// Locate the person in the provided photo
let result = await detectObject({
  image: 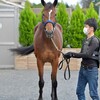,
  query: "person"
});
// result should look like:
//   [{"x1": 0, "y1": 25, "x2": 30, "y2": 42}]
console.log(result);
[{"x1": 64, "y1": 18, "x2": 100, "y2": 100}]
